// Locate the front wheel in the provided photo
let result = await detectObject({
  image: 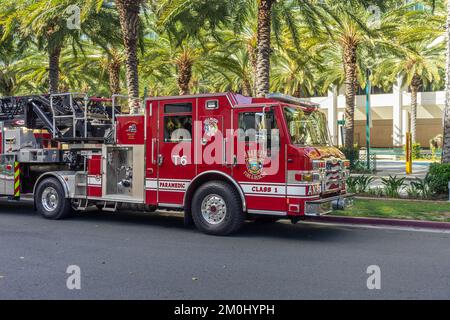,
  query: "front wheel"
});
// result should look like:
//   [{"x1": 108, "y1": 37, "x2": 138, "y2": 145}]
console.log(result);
[
  {"x1": 35, "y1": 178, "x2": 72, "y2": 220},
  {"x1": 191, "y1": 181, "x2": 244, "y2": 236}
]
